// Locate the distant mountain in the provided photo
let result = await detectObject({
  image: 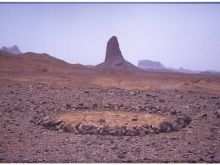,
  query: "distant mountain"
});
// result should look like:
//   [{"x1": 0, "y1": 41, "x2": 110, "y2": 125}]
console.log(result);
[
  {"x1": 0, "y1": 45, "x2": 22, "y2": 54},
  {"x1": 137, "y1": 59, "x2": 220, "y2": 74},
  {"x1": 137, "y1": 60, "x2": 199, "y2": 74},
  {"x1": 199, "y1": 70, "x2": 220, "y2": 76},
  {"x1": 138, "y1": 60, "x2": 166, "y2": 70}
]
